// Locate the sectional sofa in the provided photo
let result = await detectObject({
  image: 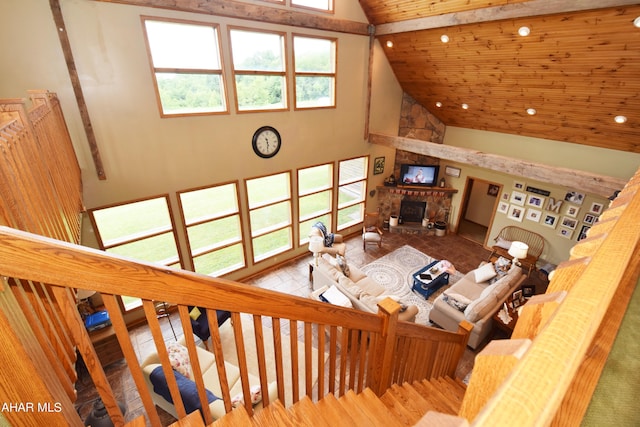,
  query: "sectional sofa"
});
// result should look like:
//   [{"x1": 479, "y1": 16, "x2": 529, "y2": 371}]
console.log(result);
[{"x1": 429, "y1": 260, "x2": 526, "y2": 349}]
